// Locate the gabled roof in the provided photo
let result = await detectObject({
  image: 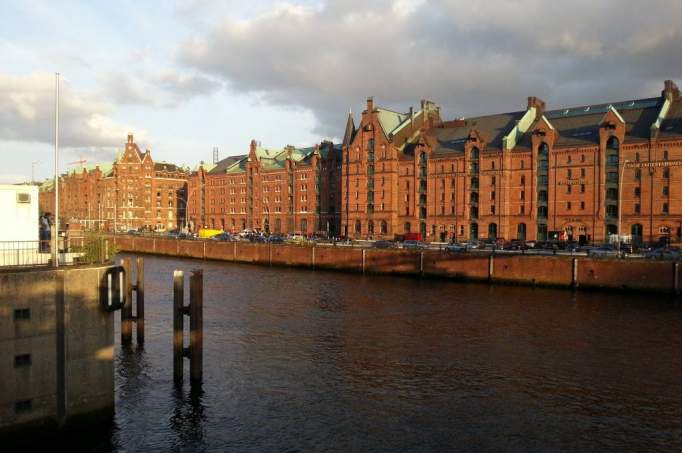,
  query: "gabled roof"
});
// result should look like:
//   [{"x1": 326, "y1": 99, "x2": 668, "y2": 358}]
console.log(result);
[
  {"x1": 376, "y1": 108, "x2": 410, "y2": 137},
  {"x1": 207, "y1": 155, "x2": 245, "y2": 175}
]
